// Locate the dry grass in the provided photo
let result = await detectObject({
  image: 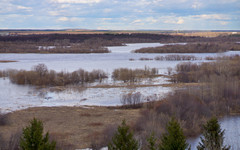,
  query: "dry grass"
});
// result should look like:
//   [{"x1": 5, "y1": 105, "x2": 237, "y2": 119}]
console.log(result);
[
  {"x1": 8, "y1": 30, "x2": 239, "y2": 37},
  {"x1": 0, "y1": 106, "x2": 140, "y2": 149},
  {"x1": 161, "y1": 82, "x2": 203, "y2": 88},
  {"x1": 0, "y1": 60, "x2": 17, "y2": 63},
  {"x1": 169, "y1": 32, "x2": 240, "y2": 37}
]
